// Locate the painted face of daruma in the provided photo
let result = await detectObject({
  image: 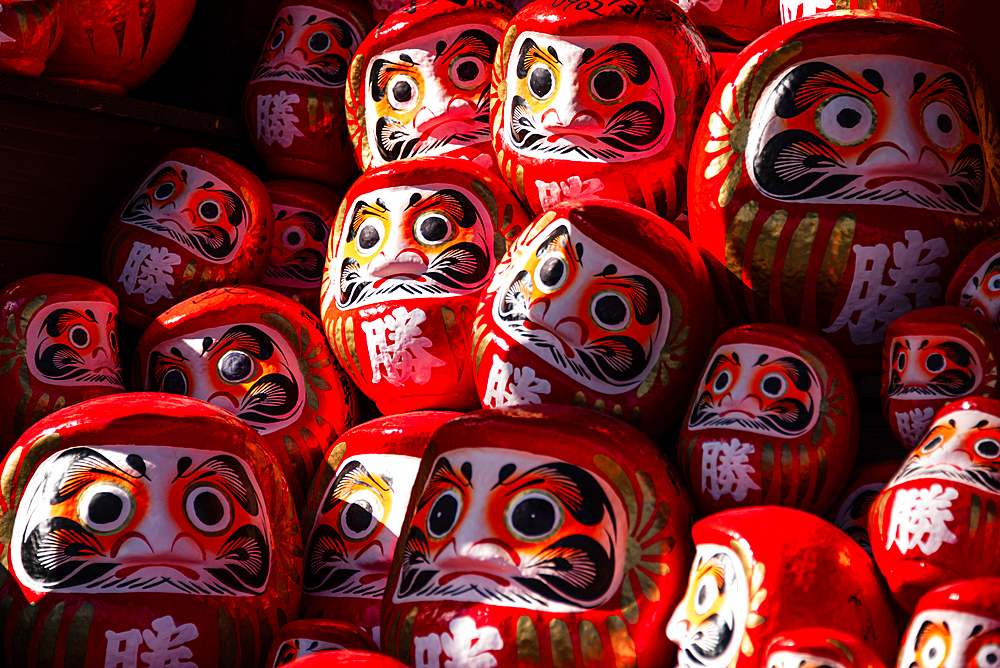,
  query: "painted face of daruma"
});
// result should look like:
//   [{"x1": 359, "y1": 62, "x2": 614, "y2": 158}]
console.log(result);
[
  {"x1": 304, "y1": 453, "x2": 421, "y2": 600},
  {"x1": 265, "y1": 204, "x2": 332, "y2": 292},
  {"x1": 11, "y1": 445, "x2": 272, "y2": 597},
  {"x1": 767, "y1": 650, "x2": 847, "y2": 668},
  {"x1": 250, "y1": 4, "x2": 362, "y2": 88},
  {"x1": 146, "y1": 323, "x2": 306, "y2": 435},
  {"x1": 503, "y1": 31, "x2": 676, "y2": 163},
  {"x1": 364, "y1": 26, "x2": 500, "y2": 165},
  {"x1": 667, "y1": 543, "x2": 750, "y2": 668},
  {"x1": 335, "y1": 184, "x2": 495, "y2": 309},
  {"x1": 492, "y1": 218, "x2": 668, "y2": 395},
  {"x1": 26, "y1": 300, "x2": 124, "y2": 390},
  {"x1": 119, "y1": 161, "x2": 249, "y2": 264},
  {"x1": 898, "y1": 609, "x2": 1000, "y2": 668},
  {"x1": 958, "y1": 251, "x2": 1000, "y2": 328},
  {"x1": 746, "y1": 54, "x2": 987, "y2": 214},
  {"x1": 391, "y1": 447, "x2": 627, "y2": 612},
  {"x1": 274, "y1": 639, "x2": 345, "y2": 666},
  {"x1": 886, "y1": 335, "x2": 984, "y2": 400},
  {"x1": 687, "y1": 343, "x2": 822, "y2": 438}
]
